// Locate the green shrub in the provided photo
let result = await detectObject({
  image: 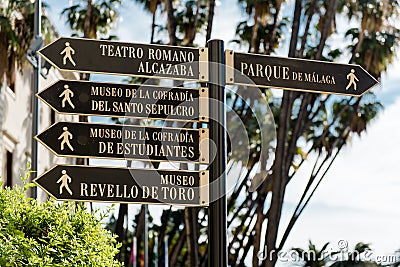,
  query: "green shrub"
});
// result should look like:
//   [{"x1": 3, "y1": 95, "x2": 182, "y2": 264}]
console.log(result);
[{"x1": 0, "y1": 169, "x2": 122, "y2": 267}]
